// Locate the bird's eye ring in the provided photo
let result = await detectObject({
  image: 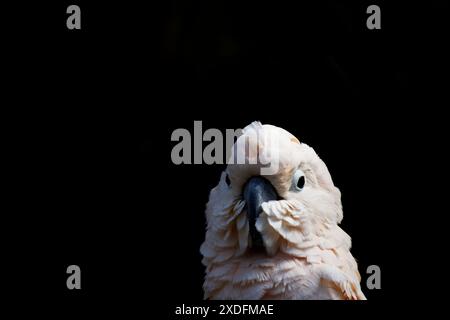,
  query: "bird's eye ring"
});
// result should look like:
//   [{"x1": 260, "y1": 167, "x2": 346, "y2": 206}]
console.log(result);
[{"x1": 292, "y1": 169, "x2": 305, "y2": 191}]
